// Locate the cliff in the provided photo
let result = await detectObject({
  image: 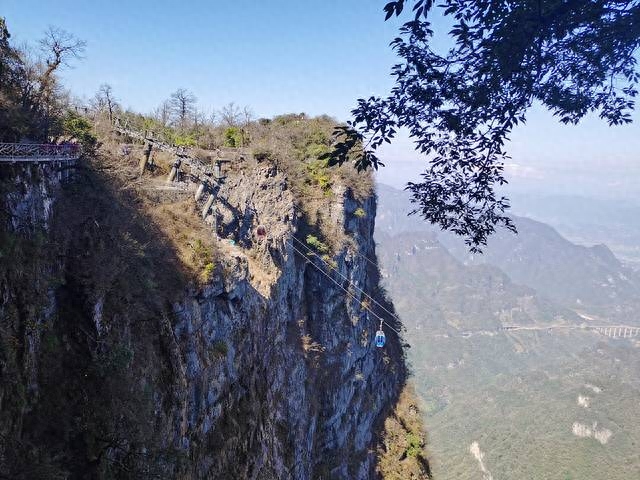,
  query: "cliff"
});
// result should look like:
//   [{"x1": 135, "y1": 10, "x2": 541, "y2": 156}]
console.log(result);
[{"x1": 0, "y1": 152, "x2": 428, "y2": 478}]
